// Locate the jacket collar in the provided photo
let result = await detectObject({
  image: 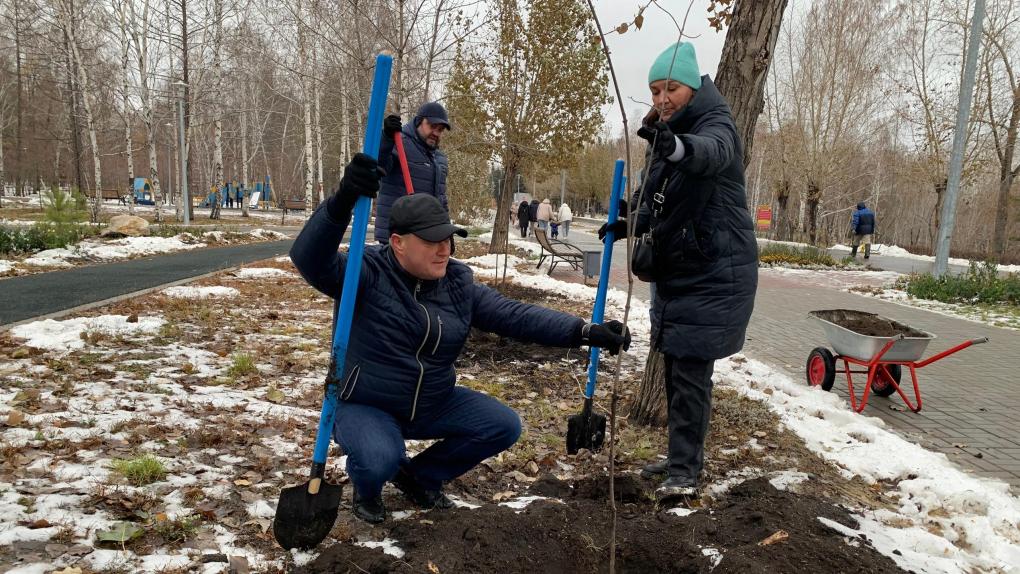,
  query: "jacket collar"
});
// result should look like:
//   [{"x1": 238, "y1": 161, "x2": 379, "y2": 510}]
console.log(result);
[{"x1": 665, "y1": 75, "x2": 729, "y2": 134}]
